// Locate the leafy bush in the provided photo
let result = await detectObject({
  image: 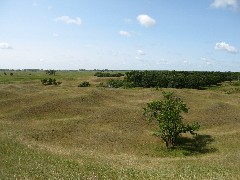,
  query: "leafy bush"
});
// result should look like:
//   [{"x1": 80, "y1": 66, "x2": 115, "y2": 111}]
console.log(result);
[
  {"x1": 41, "y1": 78, "x2": 61, "y2": 85},
  {"x1": 100, "y1": 79, "x2": 134, "y2": 88},
  {"x1": 78, "y1": 81, "x2": 90, "y2": 87},
  {"x1": 106, "y1": 79, "x2": 124, "y2": 88},
  {"x1": 231, "y1": 81, "x2": 240, "y2": 86},
  {"x1": 143, "y1": 91, "x2": 200, "y2": 149}
]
